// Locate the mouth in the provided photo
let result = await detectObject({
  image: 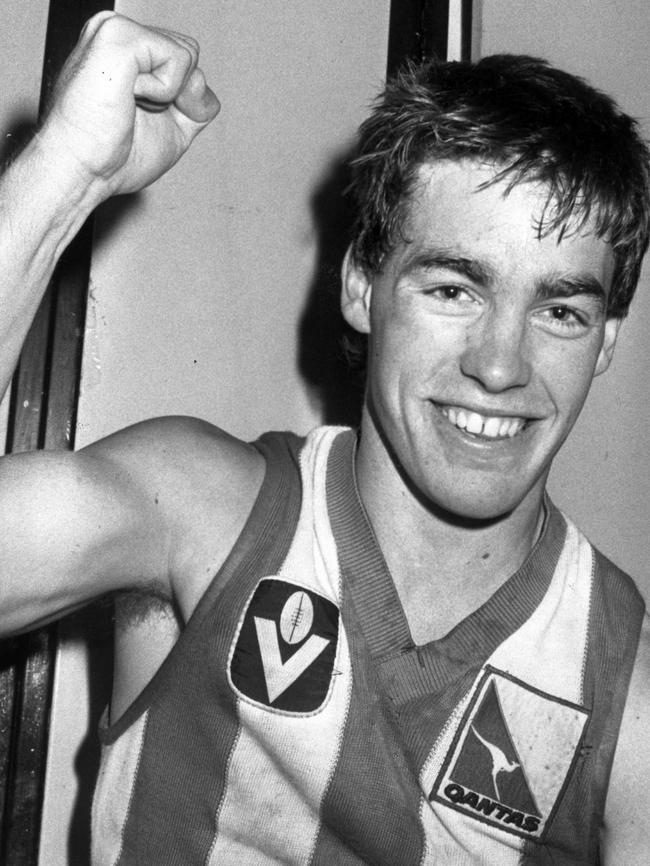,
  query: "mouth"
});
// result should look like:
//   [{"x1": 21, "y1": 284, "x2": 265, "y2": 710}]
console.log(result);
[{"x1": 436, "y1": 404, "x2": 528, "y2": 440}]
